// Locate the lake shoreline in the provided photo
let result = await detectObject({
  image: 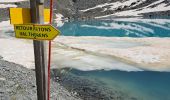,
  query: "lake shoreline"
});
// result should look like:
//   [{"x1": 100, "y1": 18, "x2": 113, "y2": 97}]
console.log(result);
[
  {"x1": 52, "y1": 68, "x2": 170, "y2": 100},
  {"x1": 0, "y1": 57, "x2": 140, "y2": 100},
  {"x1": 51, "y1": 68, "x2": 140, "y2": 100}
]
